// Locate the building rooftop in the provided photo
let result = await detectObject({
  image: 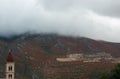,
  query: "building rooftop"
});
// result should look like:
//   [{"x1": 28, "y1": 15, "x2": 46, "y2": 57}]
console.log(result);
[{"x1": 6, "y1": 51, "x2": 14, "y2": 62}]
